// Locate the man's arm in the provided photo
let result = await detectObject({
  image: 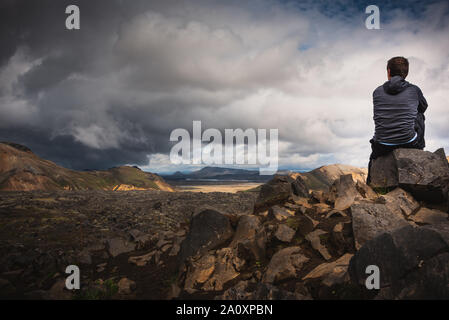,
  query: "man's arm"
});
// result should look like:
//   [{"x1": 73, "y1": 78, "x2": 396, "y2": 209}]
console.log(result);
[{"x1": 414, "y1": 85, "x2": 428, "y2": 113}]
